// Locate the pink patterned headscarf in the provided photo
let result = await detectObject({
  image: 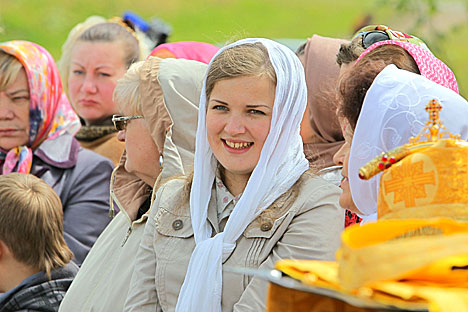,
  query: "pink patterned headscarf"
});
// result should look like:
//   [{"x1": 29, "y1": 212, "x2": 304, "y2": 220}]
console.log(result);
[
  {"x1": 356, "y1": 40, "x2": 459, "y2": 94},
  {"x1": 0, "y1": 41, "x2": 80, "y2": 174},
  {"x1": 149, "y1": 41, "x2": 219, "y2": 64}
]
